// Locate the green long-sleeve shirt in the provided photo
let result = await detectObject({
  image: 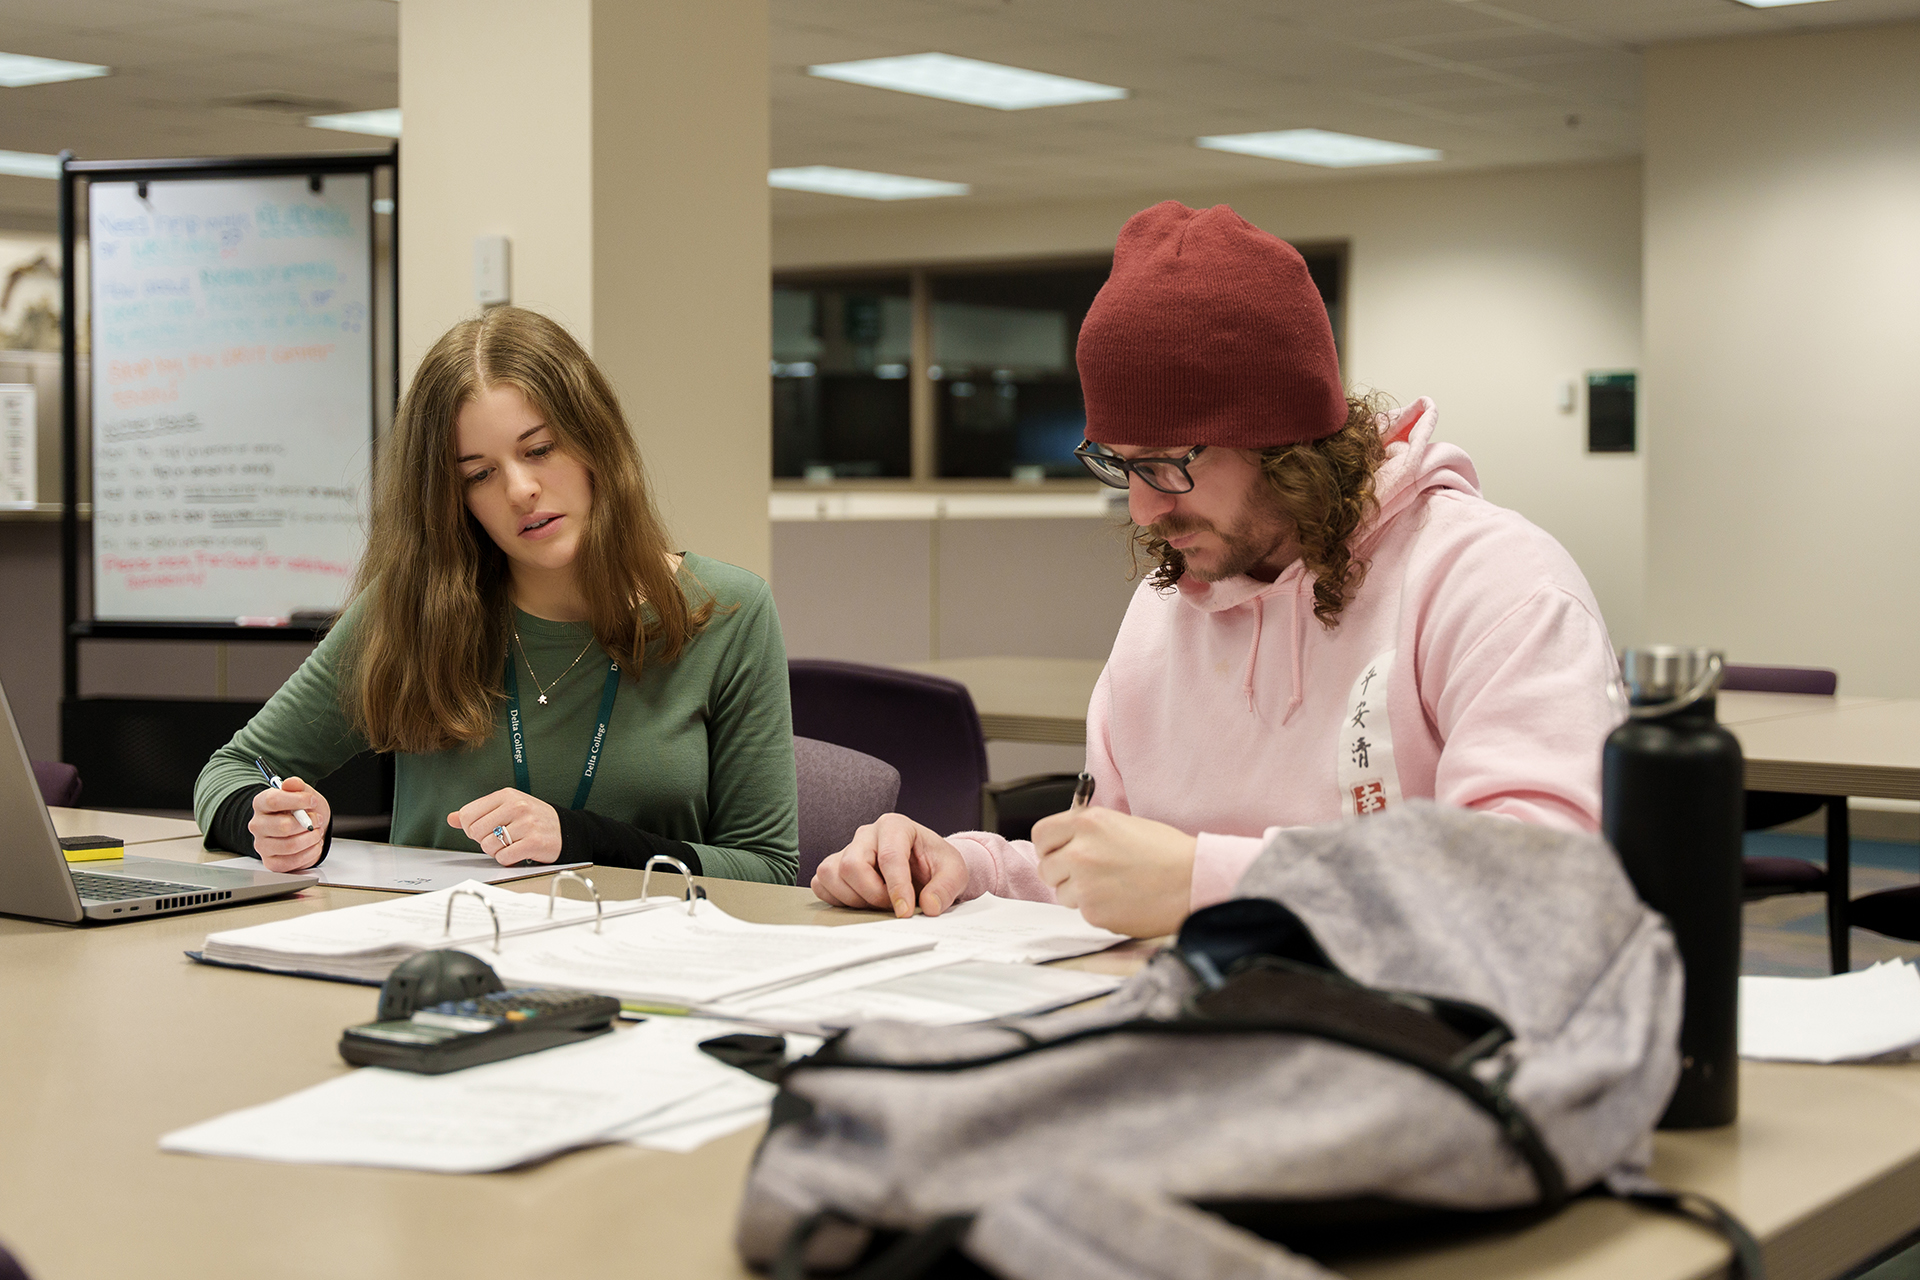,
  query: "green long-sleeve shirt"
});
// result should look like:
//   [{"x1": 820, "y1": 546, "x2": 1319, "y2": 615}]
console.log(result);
[{"x1": 193, "y1": 554, "x2": 799, "y2": 884}]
